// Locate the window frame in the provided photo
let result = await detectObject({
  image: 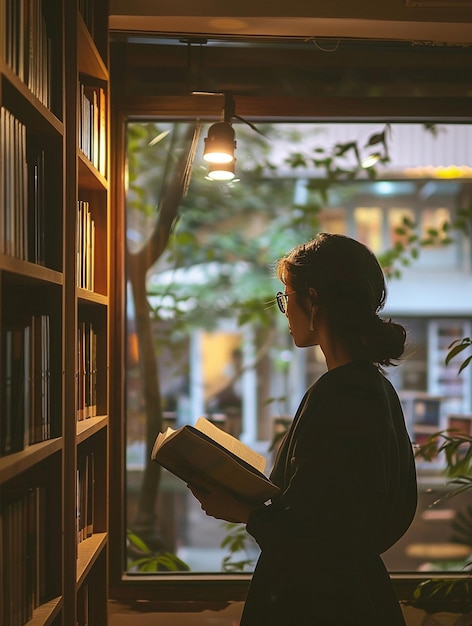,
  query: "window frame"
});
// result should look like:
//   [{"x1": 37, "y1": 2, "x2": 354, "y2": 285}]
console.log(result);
[{"x1": 108, "y1": 47, "x2": 472, "y2": 606}]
